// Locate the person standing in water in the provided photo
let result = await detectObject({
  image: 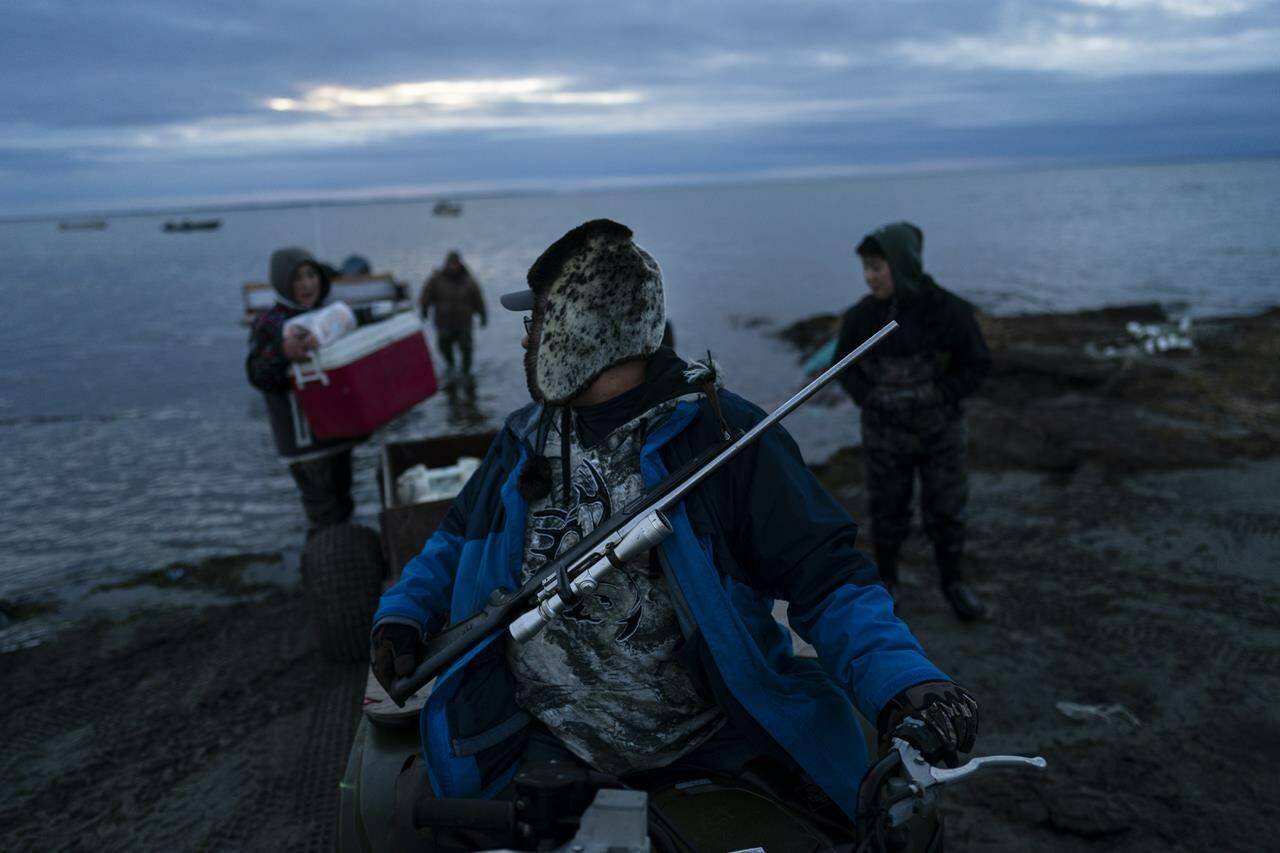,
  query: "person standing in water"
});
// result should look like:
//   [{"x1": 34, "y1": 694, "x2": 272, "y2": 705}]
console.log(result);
[
  {"x1": 418, "y1": 250, "x2": 487, "y2": 381},
  {"x1": 246, "y1": 247, "x2": 376, "y2": 532},
  {"x1": 834, "y1": 222, "x2": 991, "y2": 621}
]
